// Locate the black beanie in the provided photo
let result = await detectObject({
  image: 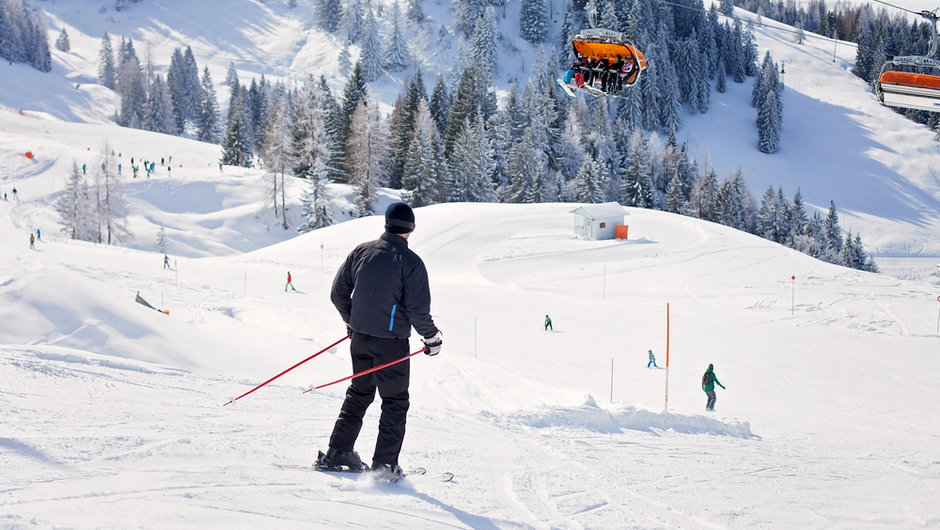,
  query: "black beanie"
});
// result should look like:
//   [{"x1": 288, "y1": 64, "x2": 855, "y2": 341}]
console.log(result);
[{"x1": 385, "y1": 202, "x2": 415, "y2": 234}]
